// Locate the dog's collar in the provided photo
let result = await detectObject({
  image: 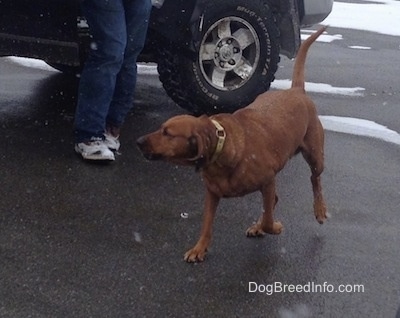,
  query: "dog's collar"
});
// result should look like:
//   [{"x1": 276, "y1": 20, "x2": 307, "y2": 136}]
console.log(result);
[{"x1": 210, "y1": 119, "x2": 226, "y2": 163}]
